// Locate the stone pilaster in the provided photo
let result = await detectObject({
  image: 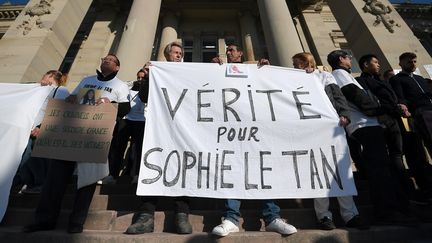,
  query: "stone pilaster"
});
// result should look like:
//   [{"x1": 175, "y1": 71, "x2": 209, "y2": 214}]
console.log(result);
[
  {"x1": 66, "y1": 2, "x2": 128, "y2": 90},
  {"x1": 299, "y1": 3, "x2": 346, "y2": 68},
  {"x1": 116, "y1": 0, "x2": 161, "y2": 81},
  {"x1": 0, "y1": 0, "x2": 92, "y2": 83},
  {"x1": 257, "y1": 0, "x2": 303, "y2": 67}
]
